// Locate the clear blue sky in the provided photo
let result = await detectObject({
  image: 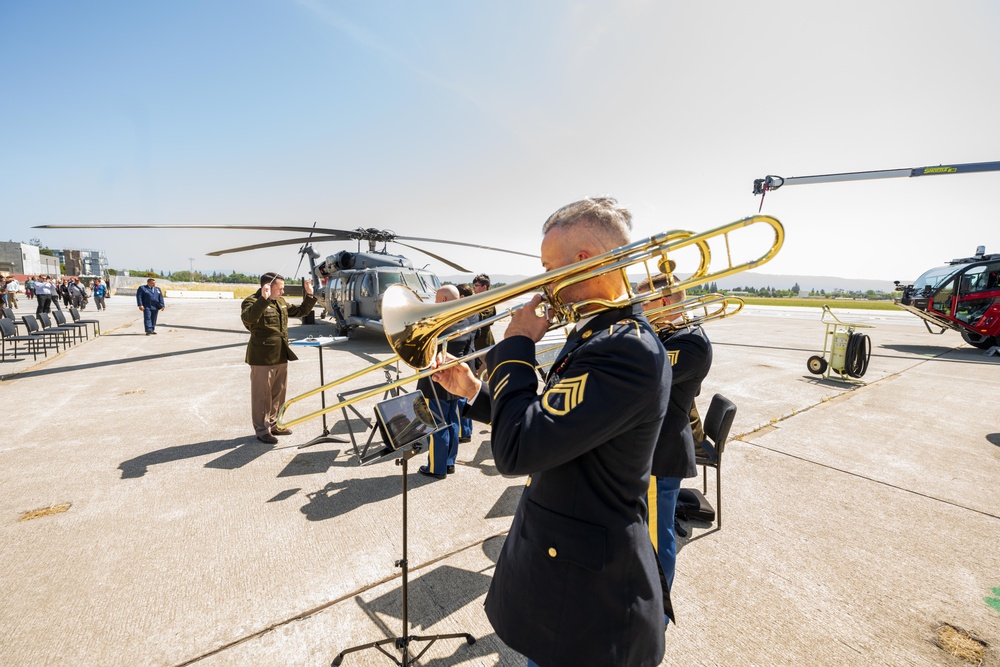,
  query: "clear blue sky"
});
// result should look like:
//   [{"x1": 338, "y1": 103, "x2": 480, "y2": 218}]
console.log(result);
[{"x1": 2, "y1": 1, "x2": 998, "y2": 282}]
